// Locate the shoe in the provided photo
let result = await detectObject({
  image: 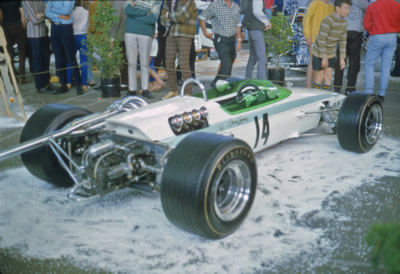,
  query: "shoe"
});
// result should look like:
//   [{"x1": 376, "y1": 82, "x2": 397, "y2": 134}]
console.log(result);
[
  {"x1": 344, "y1": 90, "x2": 352, "y2": 96},
  {"x1": 52, "y1": 85, "x2": 69, "y2": 95},
  {"x1": 127, "y1": 90, "x2": 137, "y2": 96},
  {"x1": 48, "y1": 83, "x2": 58, "y2": 91},
  {"x1": 67, "y1": 83, "x2": 72, "y2": 90},
  {"x1": 162, "y1": 91, "x2": 177, "y2": 100},
  {"x1": 37, "y1": 87, "x2": 53, "y2": 94},
  {"x1": 141, "y1": 90, "x2": 154, "y2": 99},
  {"x1": 87, "y1": 81, "x2": 96, "y2": 86},
  {"x1": 377, "y1": 95, "x2": 384, "y2": 103},
  {"x1": 177, "y1": 79, "x2": 183, "y2": 86},
  {"x1": 76, "y1": 86, "x2": 84, "y2": 95}
]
